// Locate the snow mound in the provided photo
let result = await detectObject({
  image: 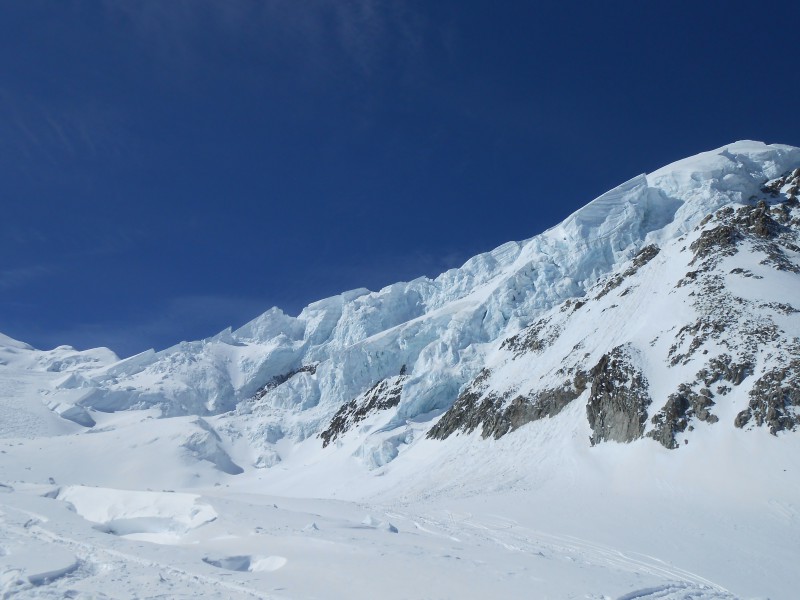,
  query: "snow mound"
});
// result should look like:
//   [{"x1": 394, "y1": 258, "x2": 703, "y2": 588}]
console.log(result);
[
  {"x1": 56, "y1": 486, "x2": 217, "y2": 545},
  {"x1": 1, "y1": 546, "x2": 80, "y2": 587},
  {"x1": 361, "y1": 515, "x2": 398, "y2": 533},
  {"x1": 181, "y1": 418, "x2": 243, "y2": 475}
]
